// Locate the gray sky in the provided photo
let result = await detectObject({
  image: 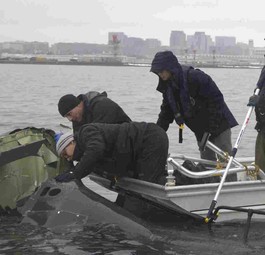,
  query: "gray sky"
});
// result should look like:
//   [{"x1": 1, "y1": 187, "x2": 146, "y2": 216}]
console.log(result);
[{"x1": 1, "y1": 0, "x2": 264, "y2": 47}]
